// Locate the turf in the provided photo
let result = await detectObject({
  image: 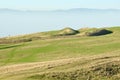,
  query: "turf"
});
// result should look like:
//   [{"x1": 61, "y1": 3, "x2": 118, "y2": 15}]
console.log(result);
[{"x1": 0, "y1": 27, "x2": 119, "y2": 80}]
